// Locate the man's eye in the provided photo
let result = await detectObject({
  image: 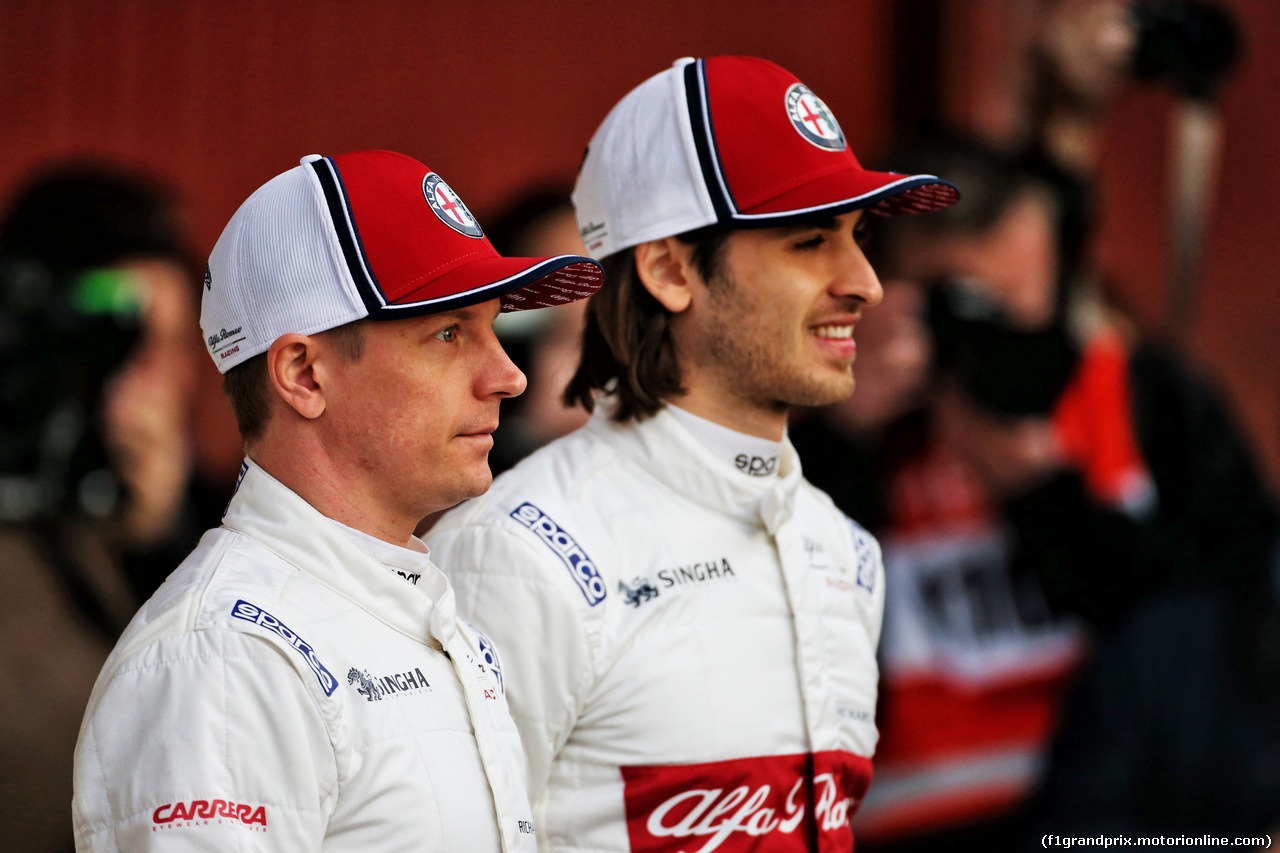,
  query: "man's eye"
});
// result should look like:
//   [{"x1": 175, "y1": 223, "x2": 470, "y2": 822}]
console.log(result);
[
  {"x1": 435, "y1": 327, "x2": 457, "y2": 343},
  {"x1": 853, "y1": 220, "x2": 872, "y2": 246},
  {"x1": 795, "y1": 235, "x2": 825, "y2": 250}
]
